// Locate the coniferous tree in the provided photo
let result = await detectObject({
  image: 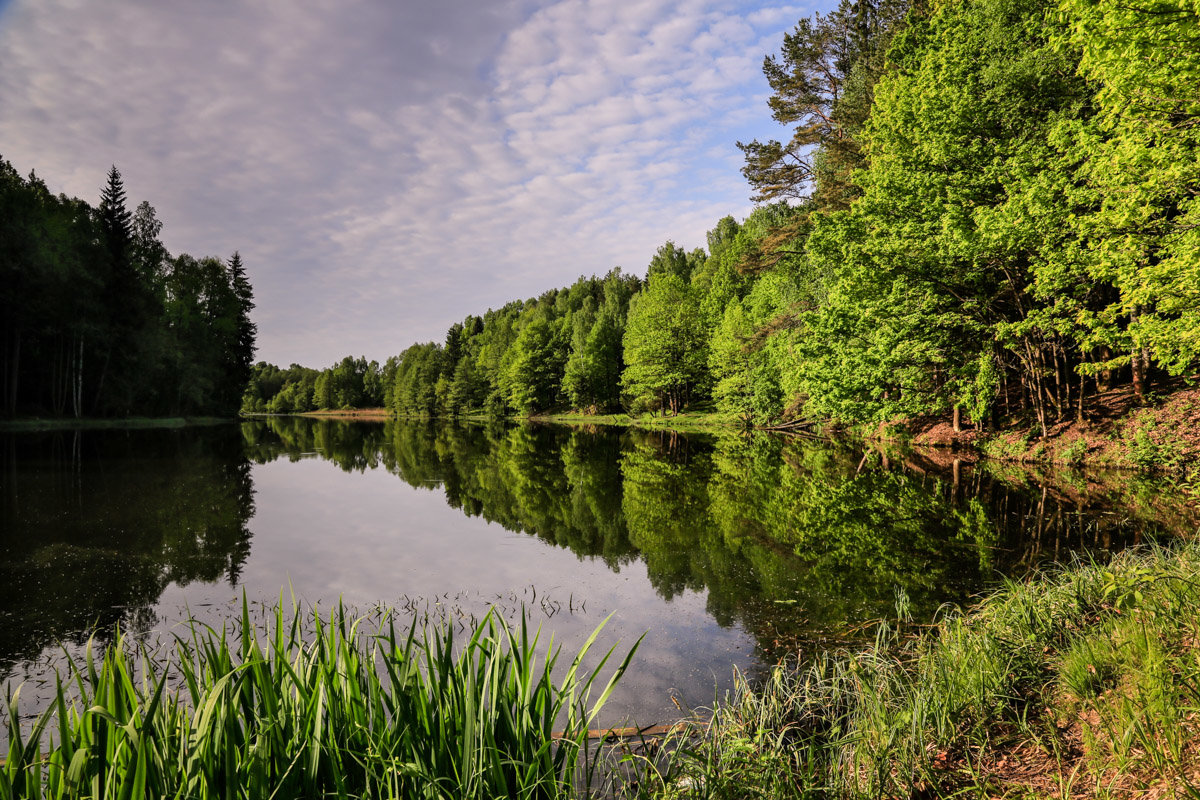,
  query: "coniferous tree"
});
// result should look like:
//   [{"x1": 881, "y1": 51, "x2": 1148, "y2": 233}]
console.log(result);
[
  {"x1": 95, "y1": 165, "x2": 156, "y2": 414},
  {"x1": 736, "y1": 0, "x2": 908, "y2": 207},
  {"x1": 227, "y1": 251, "x2": 258, "y2": 406},
  {"x1": 1, "y1": 158, "x2": 256, "y2": 418},
  {"x1": 98, "y1": 166, "x2": 132, "y2": 267}
]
